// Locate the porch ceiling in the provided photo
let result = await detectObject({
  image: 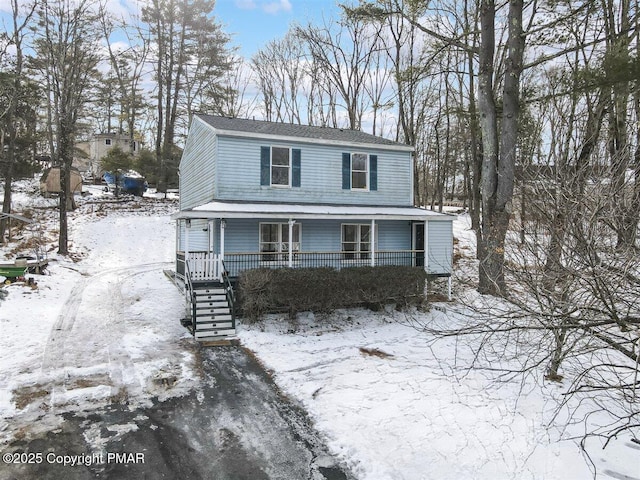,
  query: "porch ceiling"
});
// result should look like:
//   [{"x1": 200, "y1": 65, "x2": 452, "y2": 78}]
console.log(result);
[{"x1": 172, "y1": 201, "x2": 454, "y2": 221}]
